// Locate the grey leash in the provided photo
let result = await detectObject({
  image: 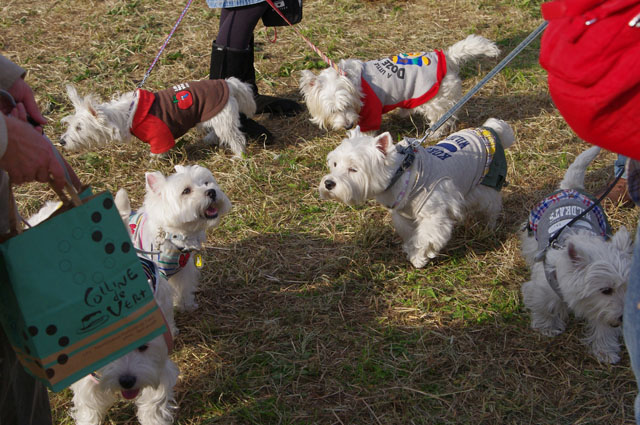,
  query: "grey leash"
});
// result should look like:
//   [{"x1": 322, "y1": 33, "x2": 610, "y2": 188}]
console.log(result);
[{"x1": 424, "y1": 21, "x2": 549, "y2": 139}]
